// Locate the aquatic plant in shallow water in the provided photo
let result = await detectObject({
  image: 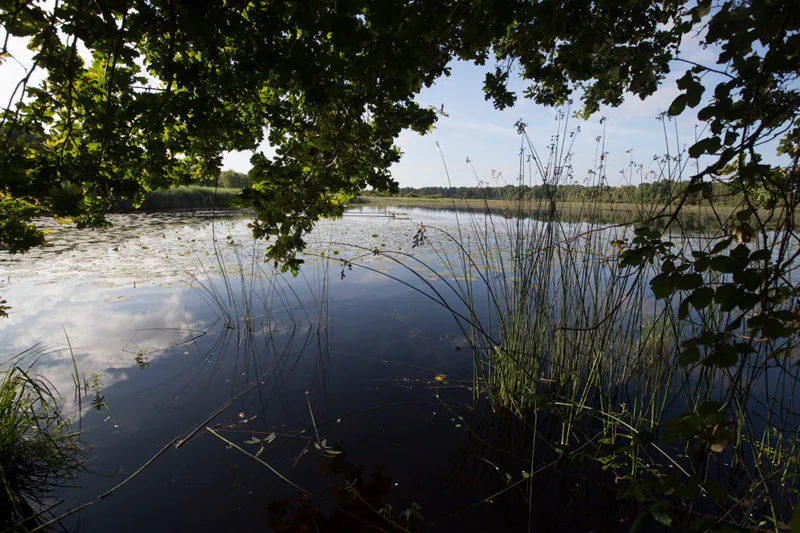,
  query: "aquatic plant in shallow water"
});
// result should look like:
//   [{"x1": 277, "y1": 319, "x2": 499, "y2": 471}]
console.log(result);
[{"x1": 0, "y1": 354, "x2": 86, "y2": 531}]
